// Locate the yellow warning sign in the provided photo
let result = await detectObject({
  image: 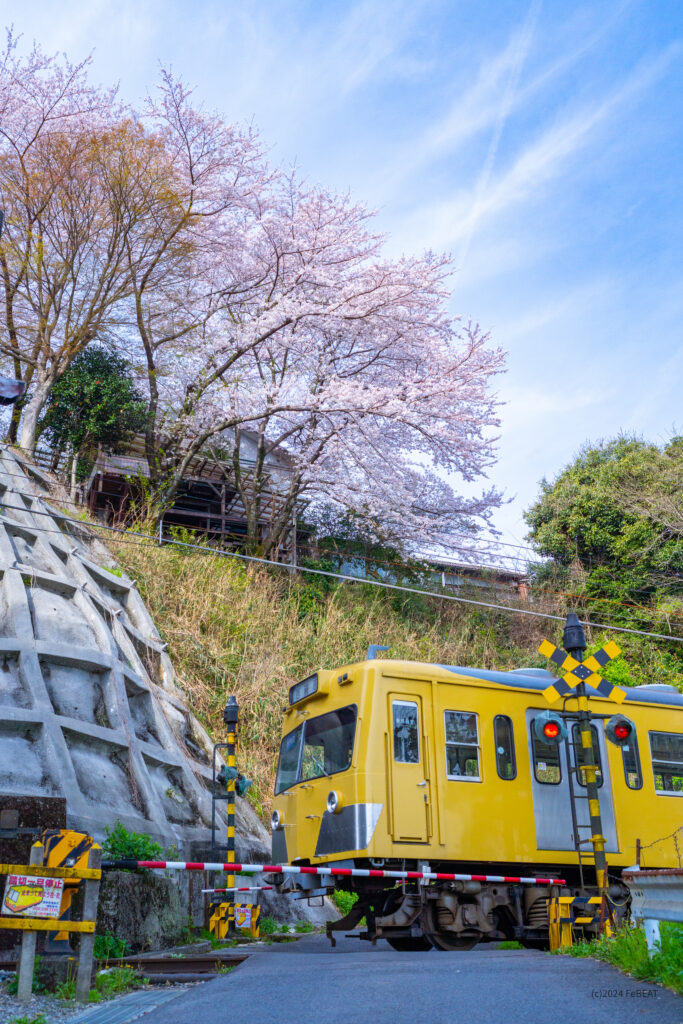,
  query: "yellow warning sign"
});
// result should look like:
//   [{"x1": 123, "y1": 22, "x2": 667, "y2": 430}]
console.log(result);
[{"x1": 2, "y1": 873, "x2": 65, "y2": 918}]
